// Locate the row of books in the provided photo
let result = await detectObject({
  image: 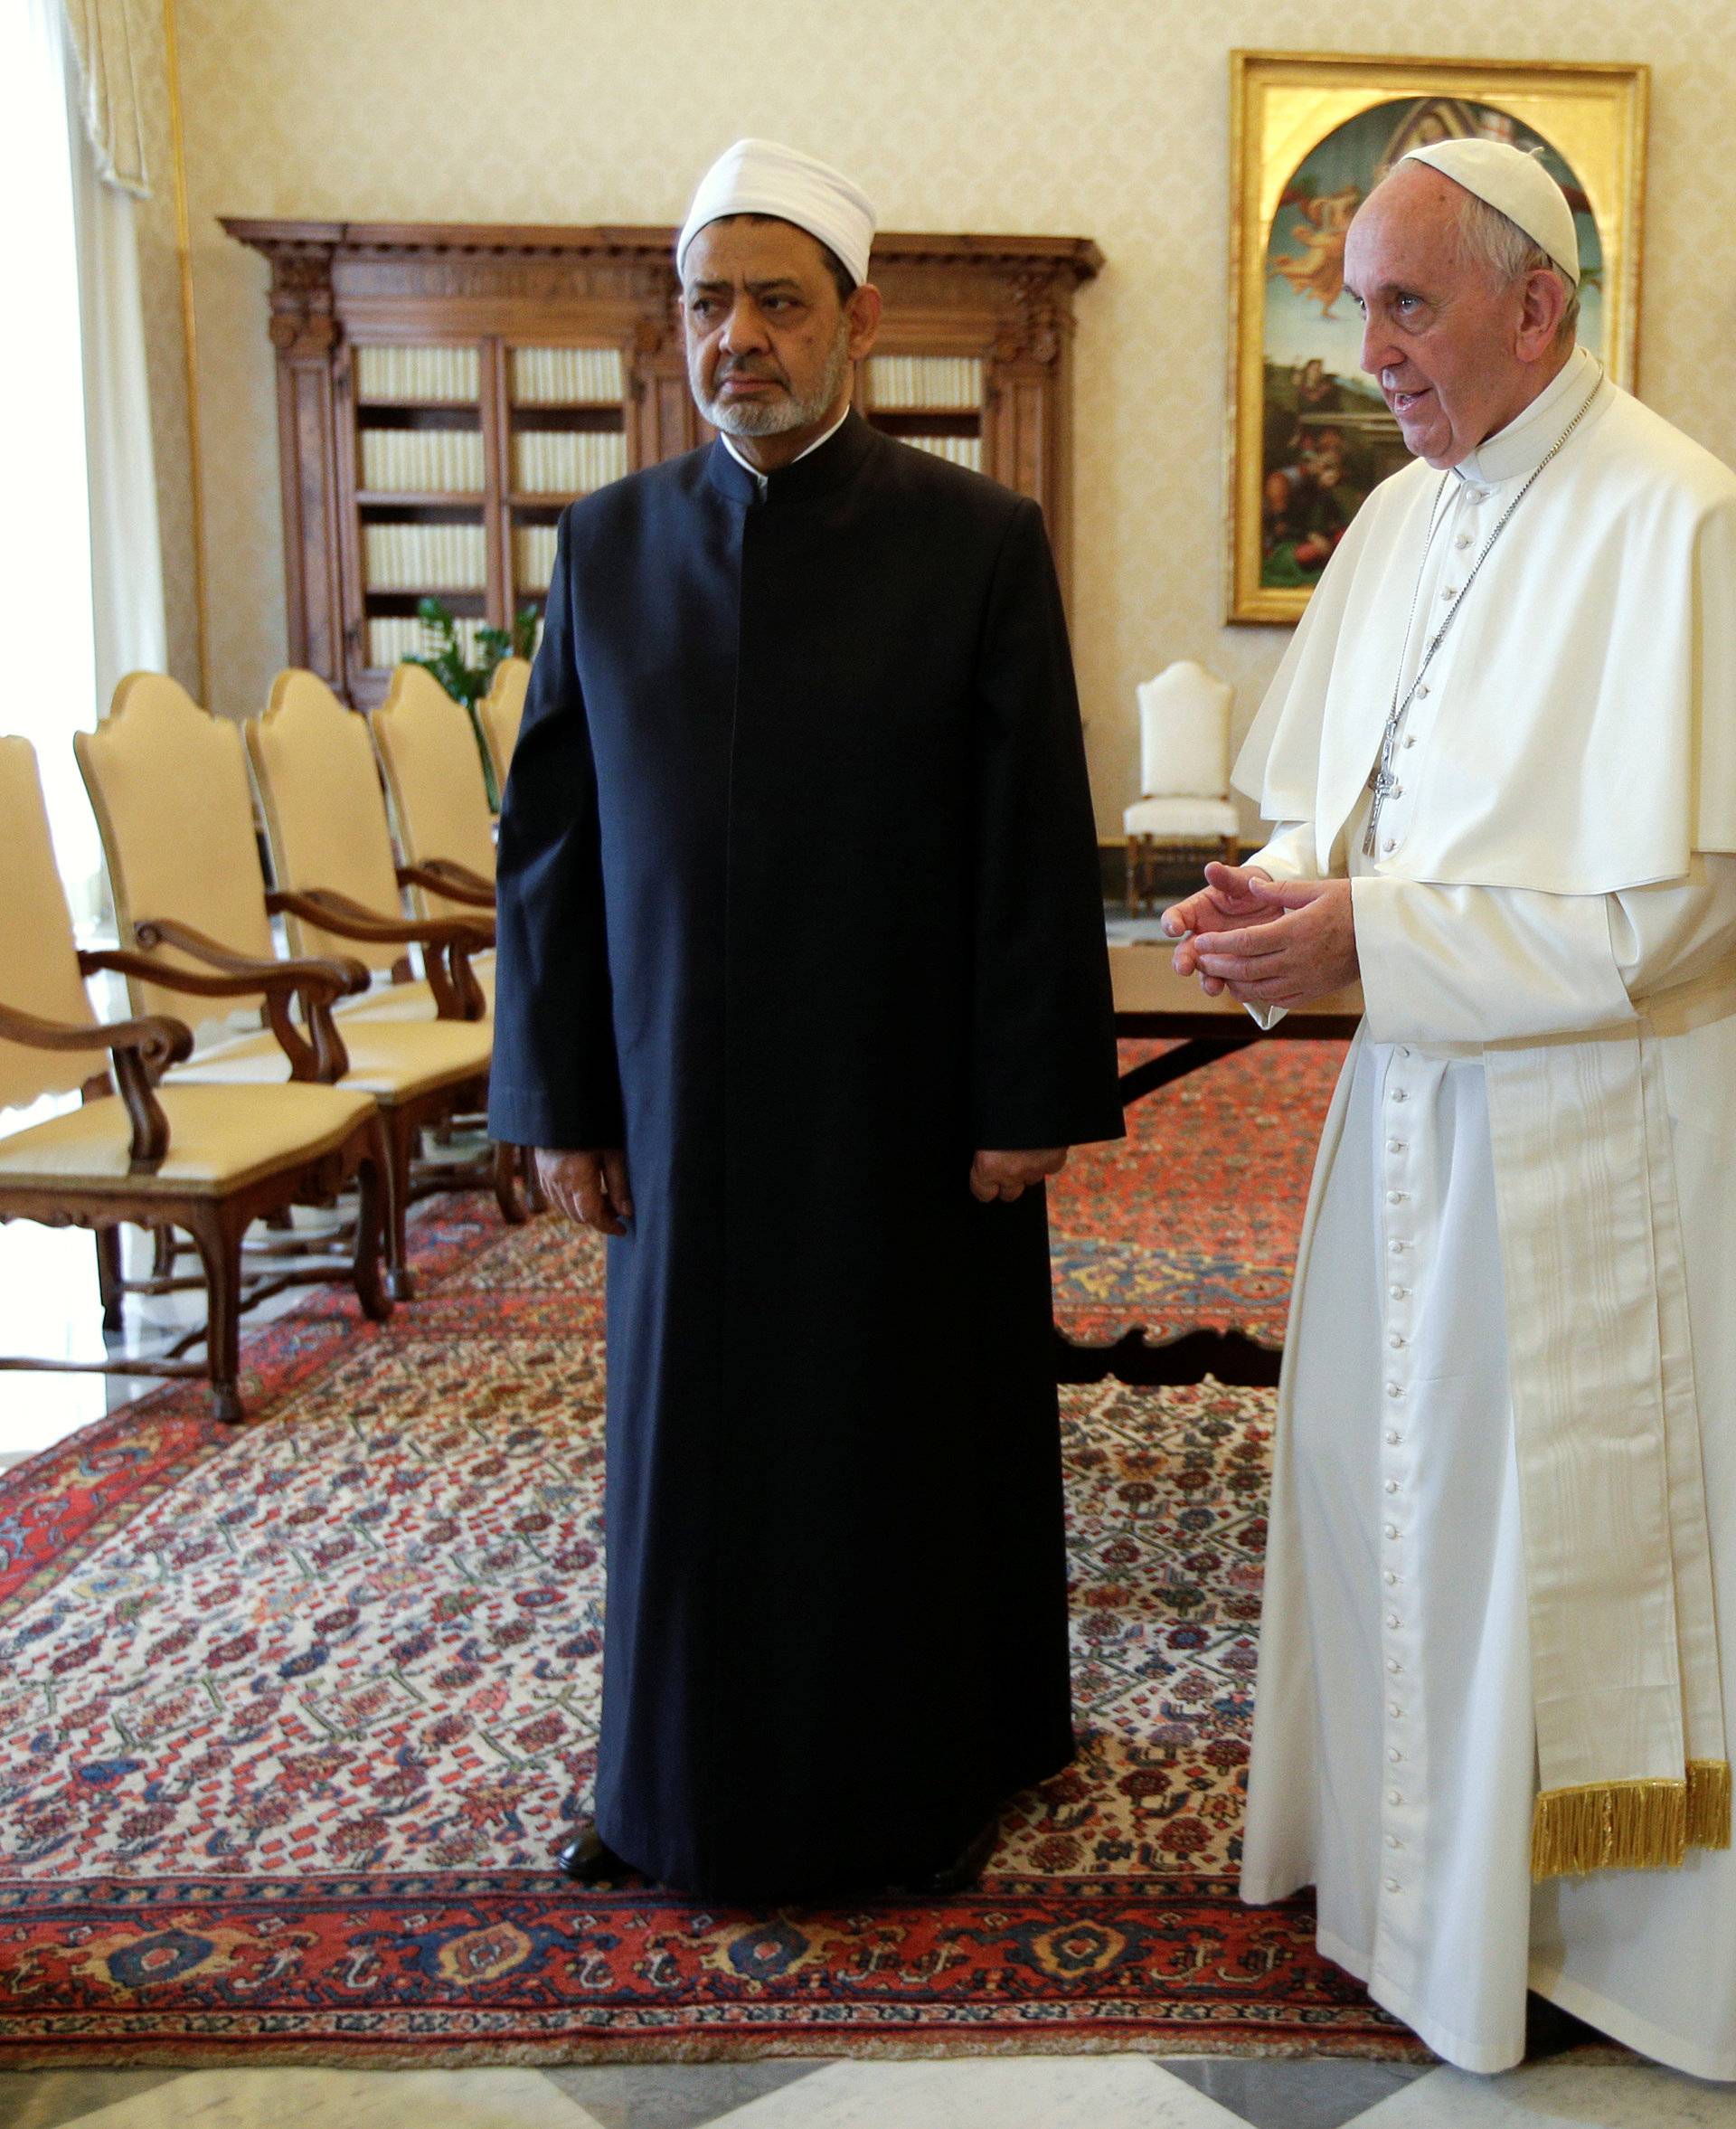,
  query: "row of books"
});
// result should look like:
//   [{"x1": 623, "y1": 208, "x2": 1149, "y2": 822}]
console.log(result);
[
  {"x1": 355, "y1": 345, "x2": 479, "y2": 402},
  {"x1": 514, "y1": 430, "x2": 628, "y2": 495},
  {"x1": 361, "y1": 427, "x2": 486, "y2": 494},
  {"x1": 905, "y1": 434, "x2": 984, "y2": 470},
  {"x1": 364, "y1": 522, "x2": 487, "y2": 591},
  {"x1": 511, "y1": 346, "x2": 625, "y2": 404},
  {"x1": 367, "y1": 615, "x2": 491, "y2": 667},
  {"x1": 514, "y1": 523, "x2": 560, "y2": 591},
  {"x1": 867, "y1": 355, "x2": 983, "y2": 411}
]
